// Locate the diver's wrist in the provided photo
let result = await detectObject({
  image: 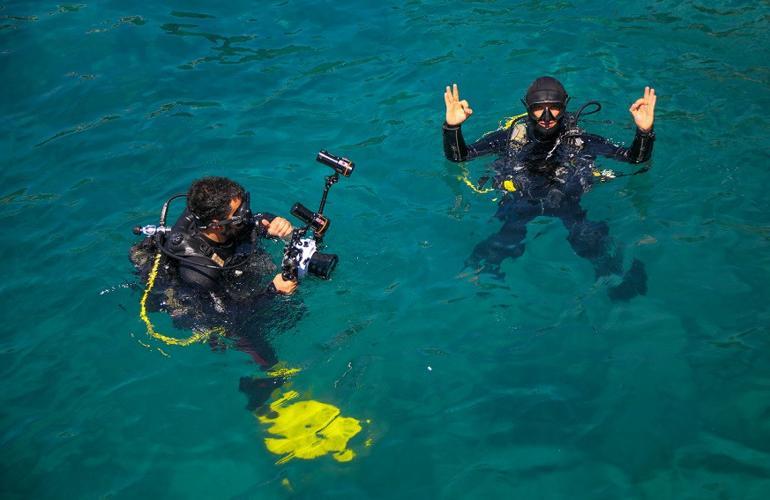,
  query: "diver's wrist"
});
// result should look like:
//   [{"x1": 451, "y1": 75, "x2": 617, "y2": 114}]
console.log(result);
[{"x1": 636, "y1": 126, "x2": 654, "y2": 136}]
